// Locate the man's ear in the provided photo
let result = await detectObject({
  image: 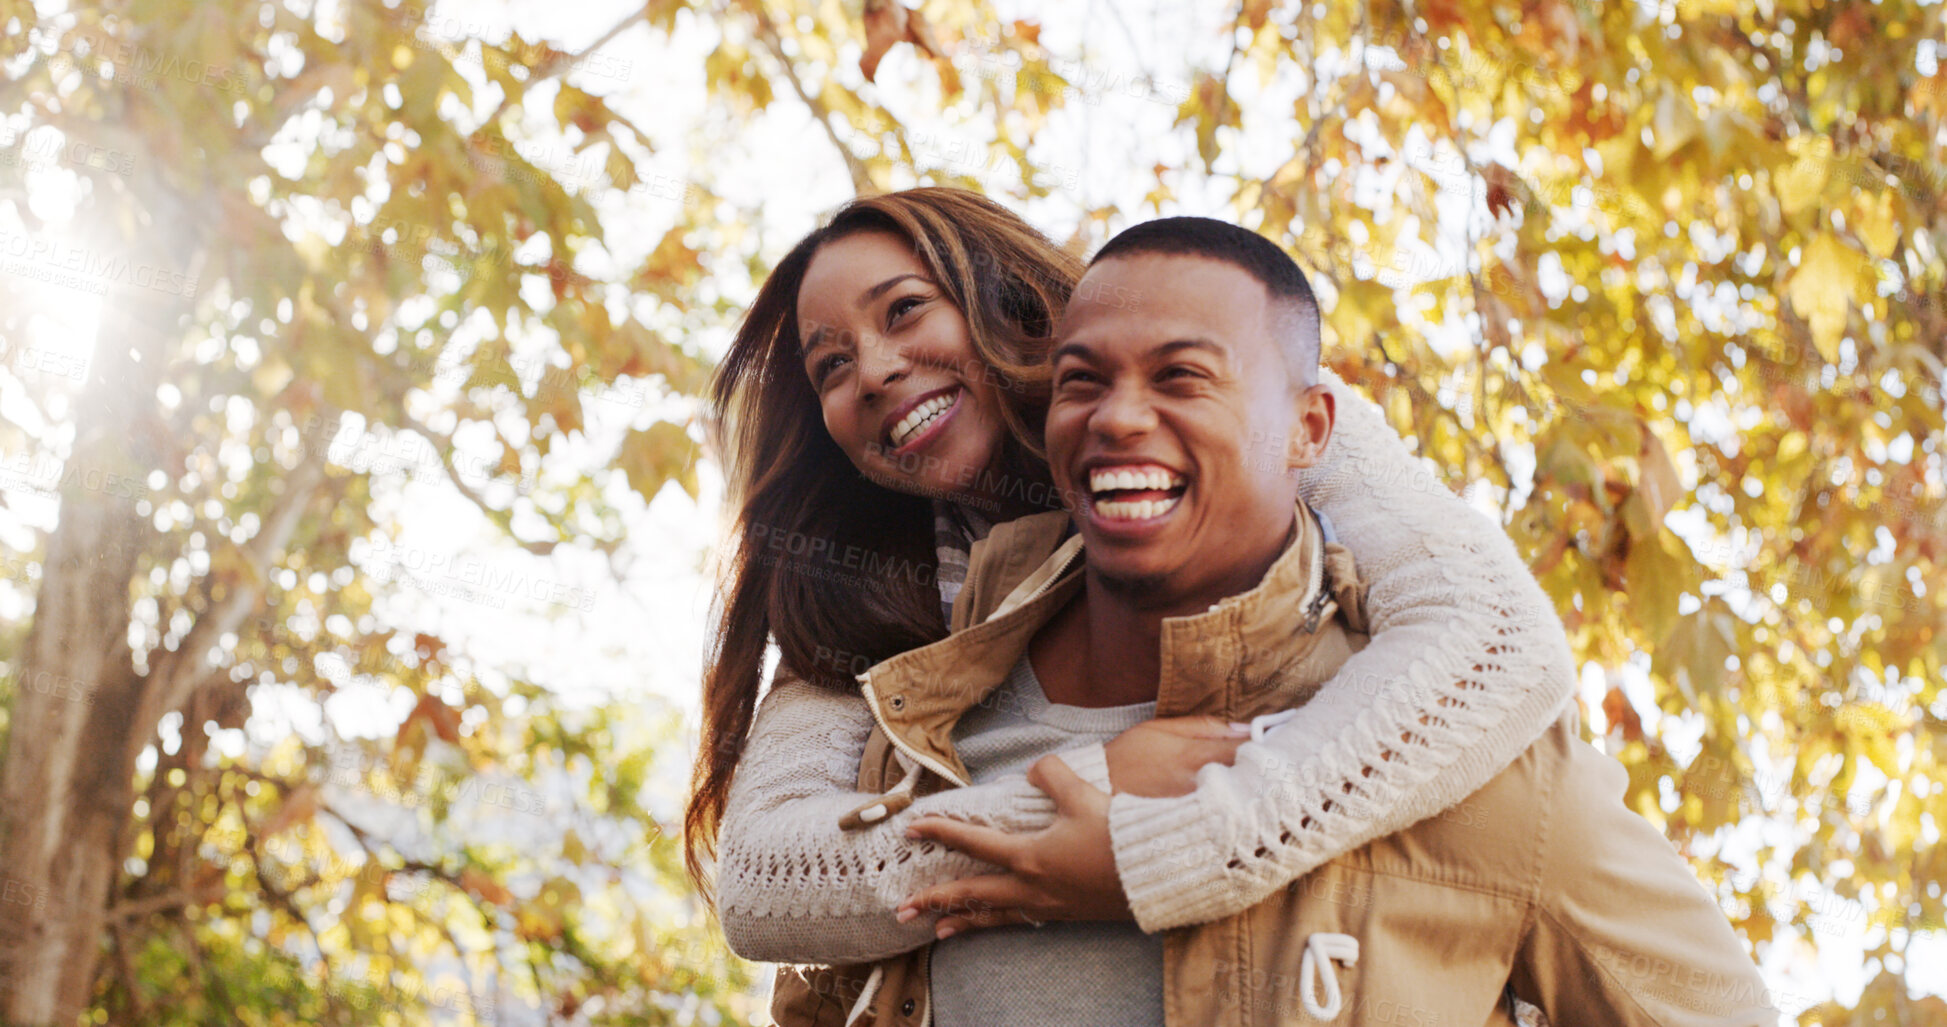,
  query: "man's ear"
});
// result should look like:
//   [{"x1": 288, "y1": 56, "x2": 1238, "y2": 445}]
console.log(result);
[{"x1": 1286, "y1": 384, "x2": 1336, "y2": 471}]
